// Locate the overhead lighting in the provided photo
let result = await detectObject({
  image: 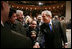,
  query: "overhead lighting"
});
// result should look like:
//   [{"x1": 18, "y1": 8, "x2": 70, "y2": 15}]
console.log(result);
[
  {"x1": 38, "y1": 2, "x2": 43, "y2": 5},
  {"x1": 12, "y1": 5, "x2": 14, "y2": 7},
  {"x1": 22, "y1": 7, "x2": 23, "y2": 9},
  {"x1": 53, "y1": 7, "x2": 55, "y2": 9},
  {"x1": 61, "y1": 5, "x2": 63, "y2": 7},
  {"x1": 26, "y1": 7, "x2": 28, "y2": 10},
  {"x1": 17, "y1": 6, "x2": 19, "y2": 8},
  {"x1": 30, "y1": 8, "x2": 32, "y2": 10},
  {"x1": 45, "y1": 8, "x2": 47, "y2": 9},
  {"x1": 35, "y1": 8, "x2": 37, "y2": 10},
  {"x1": 22, "y1": 1, "x2": 26, "y2": 3},
  {"x1": 57, "y1": 6, "x2": 59, "y2": 8},
  {"x1": 49, "y1": 7, "x2": 51, "y2": 9}
]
